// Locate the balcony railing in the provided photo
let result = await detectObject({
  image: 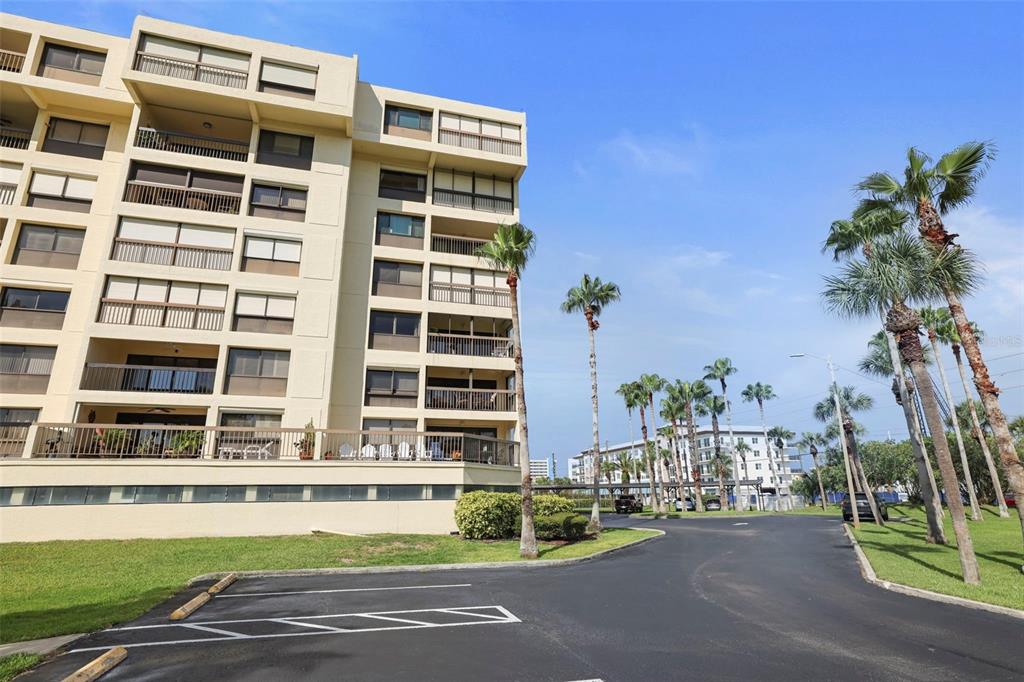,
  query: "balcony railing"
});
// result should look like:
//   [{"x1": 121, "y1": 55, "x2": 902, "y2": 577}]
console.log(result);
[
  {"x1": 0, "y1": 182, "x2": 17, "y2": 205},
  {"x1": 0, "y1": 127, "x2": 30, "y2": 150},
  {"x1": 0, "y1": 422, "x2": 31, "y2": 457},
  {"x1": 431, "y1": 233, "x2": 490, "y2": 256},
  {"x1": 429, "y1": 282, "x2": 511, "y2": 308},
  {"x1": 433, "y1": 188, "x2": 513, "y2": 215},
  {"x1": 111, "y1": 237, "x2": 233, "y2": 271},
  {"x1": 133, "y1": 52, "x2": 248, "y2": 89},
  {"x1": 134, "y1": 127, "x2": 249, "y2": 162},
  {"x1": 425, "y1": 386, "x2": 515, "y2": 412},
  {"x1": 98, "y1": 299, "x2": 225, "y2": 331},
  {"x1": 124, "y1": 180, "x2": 242, "y2": 214},
  {"x1": 438, "y1": 128, "x2": 522, "y2": 157},
  {"x1": 427, "y1": 333, "x2": 512, "y2": 358},
  {"x1": 80, "y1": 363, "x2": 216, "y2": 394},
  {"x1": 0, "y1": 49, "x2": 26, "y2": 73},
  {"x1": 30, "y1": 423, "x2": 518, "y2": 466}
]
